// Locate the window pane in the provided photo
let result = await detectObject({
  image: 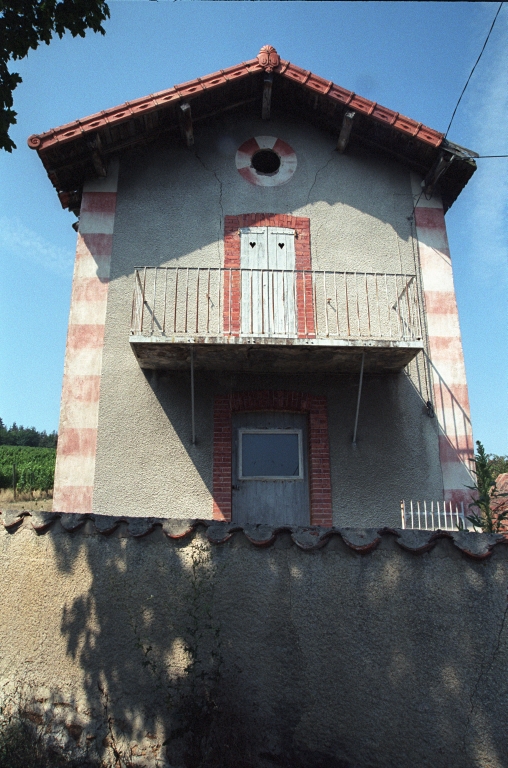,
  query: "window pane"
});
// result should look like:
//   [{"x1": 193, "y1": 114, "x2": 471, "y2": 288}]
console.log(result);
[{"x1": 241, "y1": 432, "x2": 300, "y2": 477}]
